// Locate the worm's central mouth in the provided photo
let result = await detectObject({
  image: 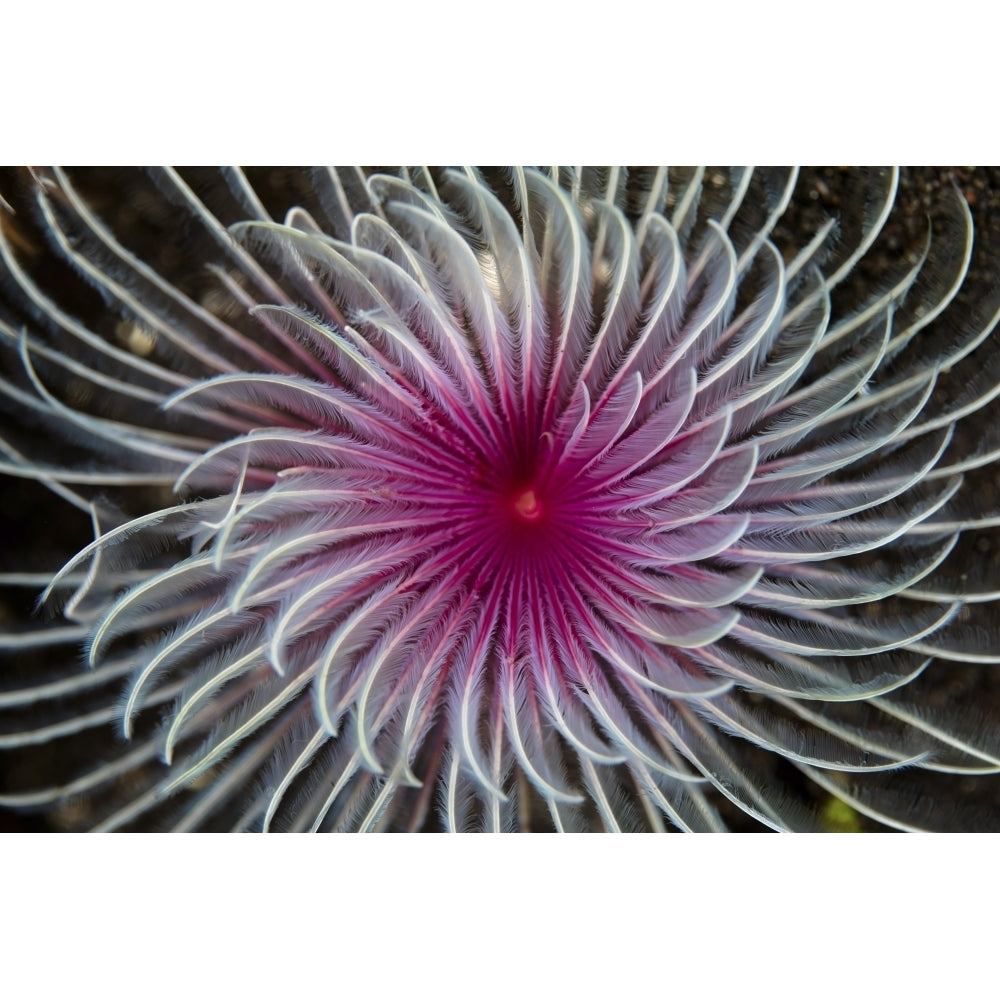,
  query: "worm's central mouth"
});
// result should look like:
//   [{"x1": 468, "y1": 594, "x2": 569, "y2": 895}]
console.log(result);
[{"x1": 509, "y1": 485, "x2": 545, "y2": 526}]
